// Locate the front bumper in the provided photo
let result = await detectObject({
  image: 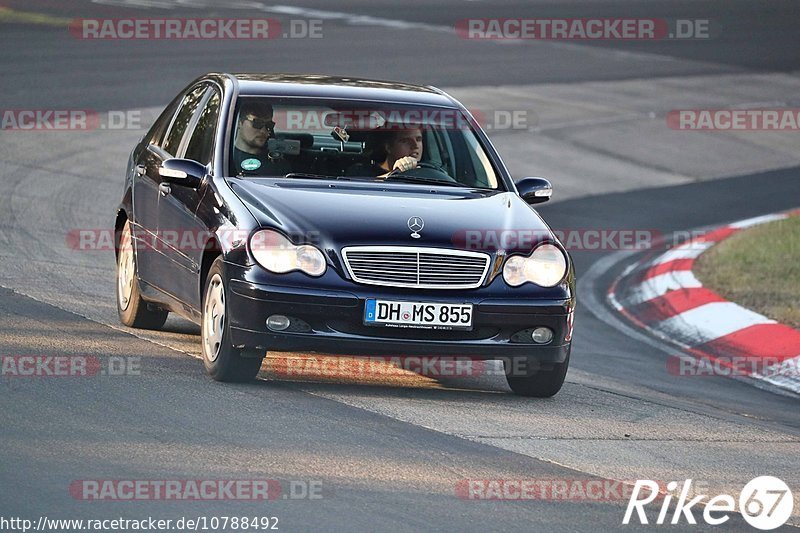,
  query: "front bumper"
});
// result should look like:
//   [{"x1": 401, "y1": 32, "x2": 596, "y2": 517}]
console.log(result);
[{"x1": 226, "y1": 262, "x2": 574, "y2": 362}]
